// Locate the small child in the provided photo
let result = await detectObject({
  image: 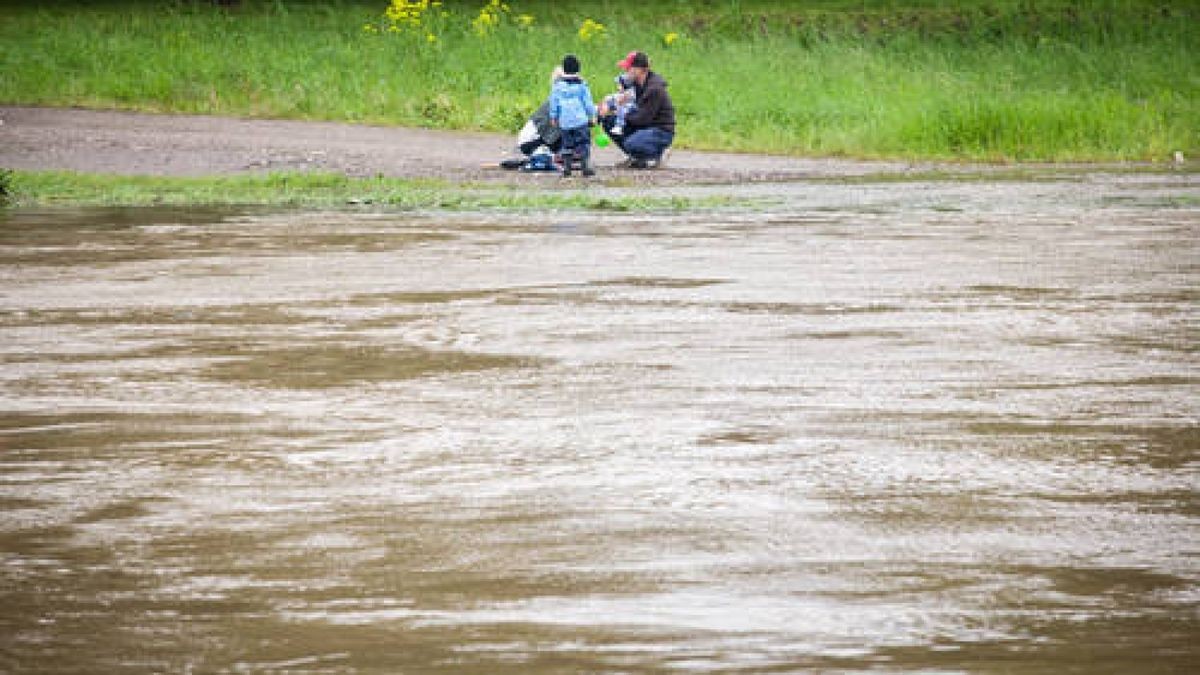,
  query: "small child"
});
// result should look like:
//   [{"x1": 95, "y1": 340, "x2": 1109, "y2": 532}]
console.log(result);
[
  {"x1": 603, "y1": 73, "x2": 638, "y2": 137},
  {"x1": 549, "y1": 54, "x2": 597, "y2": 177}
]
